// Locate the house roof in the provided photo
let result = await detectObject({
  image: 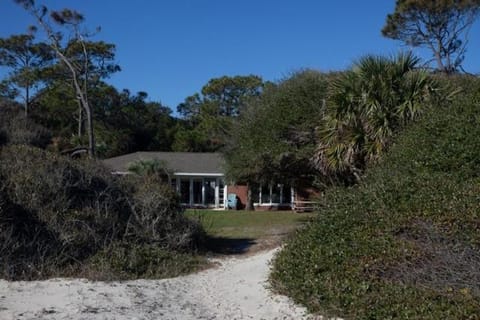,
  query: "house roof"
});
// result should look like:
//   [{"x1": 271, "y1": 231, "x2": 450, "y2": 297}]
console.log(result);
[{"x1": 103, "y1": 152, "x2": 225, "y2": 175}]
